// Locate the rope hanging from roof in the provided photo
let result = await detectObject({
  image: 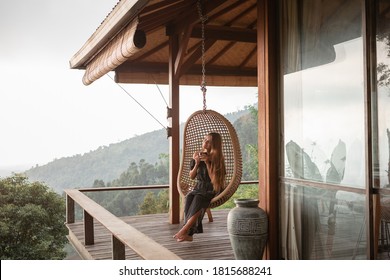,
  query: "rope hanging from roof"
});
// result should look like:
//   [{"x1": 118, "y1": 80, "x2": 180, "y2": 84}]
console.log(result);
[{"x1": 177, "y1": 0, "x2": 242, "y2": 208}]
